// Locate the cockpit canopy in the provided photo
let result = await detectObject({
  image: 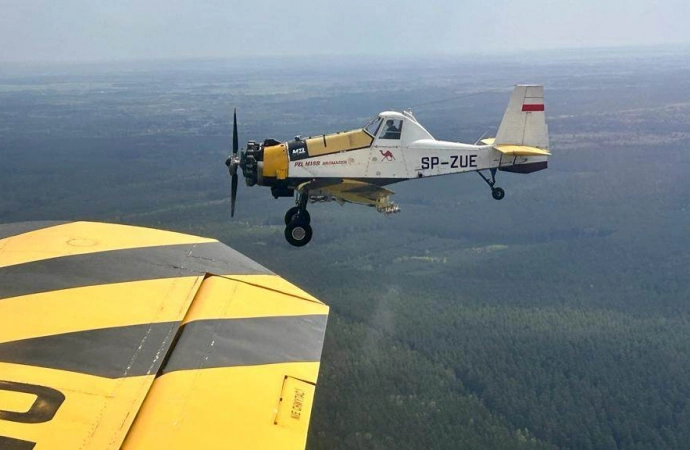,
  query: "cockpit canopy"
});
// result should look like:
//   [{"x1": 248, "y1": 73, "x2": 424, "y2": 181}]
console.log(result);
[
  {"x1": 363, "y1": 116, "x2": 383, "y2": 137},
  {"x1": 362, "y1": 111, "x2": 433, "y2": 143},
  {"x1": 364, "y1": 117, "x2": 402, "y2": 140}
]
